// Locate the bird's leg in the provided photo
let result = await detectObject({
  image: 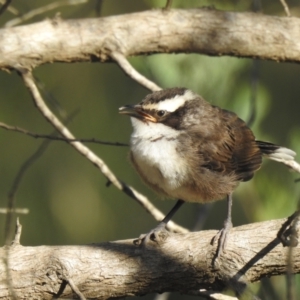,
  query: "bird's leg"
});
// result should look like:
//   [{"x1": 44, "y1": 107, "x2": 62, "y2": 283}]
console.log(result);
[
  {"x1": 134, "y1": 199, "x2": 185, "y2": 245},
  {"x1": 211, "y1": 193, "x2": 233, "y2": 258}
]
